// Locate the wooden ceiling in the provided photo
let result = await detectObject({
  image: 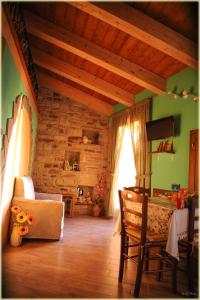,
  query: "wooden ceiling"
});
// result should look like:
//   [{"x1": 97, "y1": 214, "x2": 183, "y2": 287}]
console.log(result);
[{"x1": 21, "y1": 1, "x2": 198, "y2": 115}]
